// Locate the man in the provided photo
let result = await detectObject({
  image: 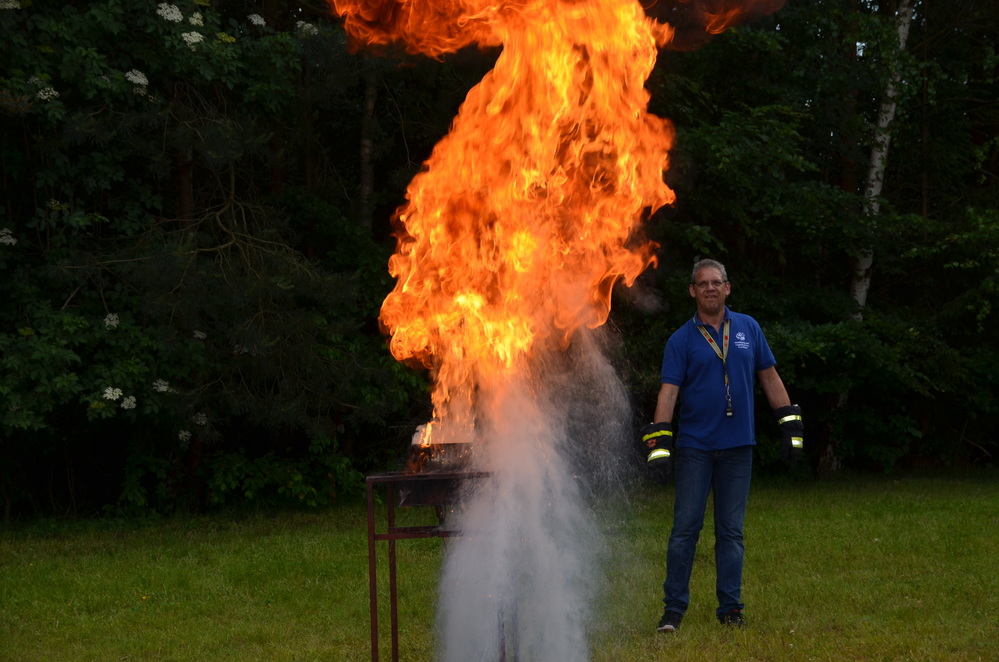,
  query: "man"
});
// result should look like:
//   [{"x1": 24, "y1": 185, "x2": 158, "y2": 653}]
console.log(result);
[{"x1": 641, "y1": 259, "x2": 803, "y2": 632}]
